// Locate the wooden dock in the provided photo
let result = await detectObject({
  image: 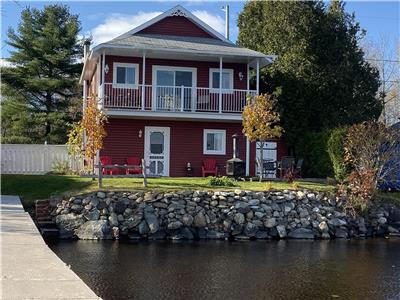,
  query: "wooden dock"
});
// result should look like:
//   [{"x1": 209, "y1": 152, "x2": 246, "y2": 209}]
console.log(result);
[{"x1": 0, "y1": 195, "x2": 100, "y2": 299}]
